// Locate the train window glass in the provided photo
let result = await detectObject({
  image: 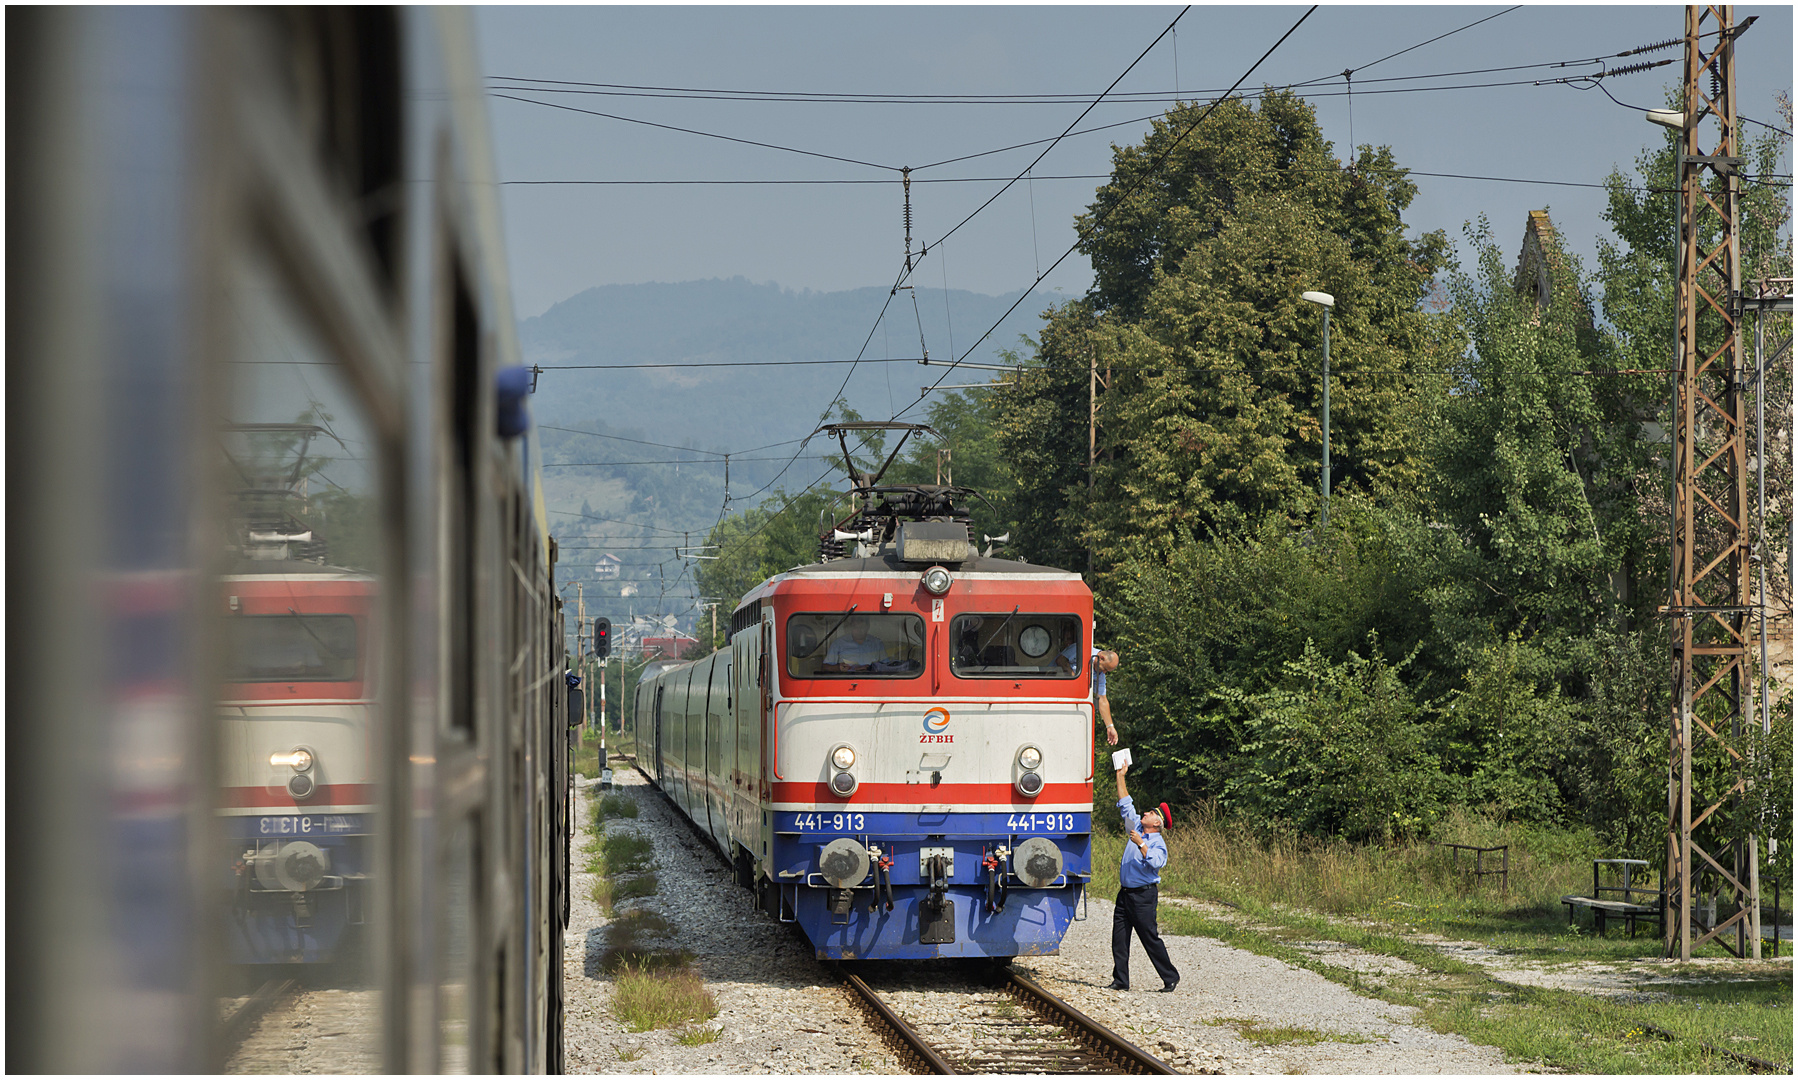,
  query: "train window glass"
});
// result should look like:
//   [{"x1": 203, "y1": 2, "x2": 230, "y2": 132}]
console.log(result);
[
  {"x1": 785, "y1": 612, "x2": 925, "y2": 678},
  {"x1": 223, "y1": 614, "x2": 359, "y2": 681},
  {"x1": 950, "y1": 613, "x2": 1084, "y2": 678},
  {"x1": 444, "y1": 259, "x2": 478, "y2": 738},
  {"x1": 216, "y1": 249, "x2": 387, "y2": 1071},
  {"x1": 437, "y1": 815, "x2": 476, "y2": 1073}
]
